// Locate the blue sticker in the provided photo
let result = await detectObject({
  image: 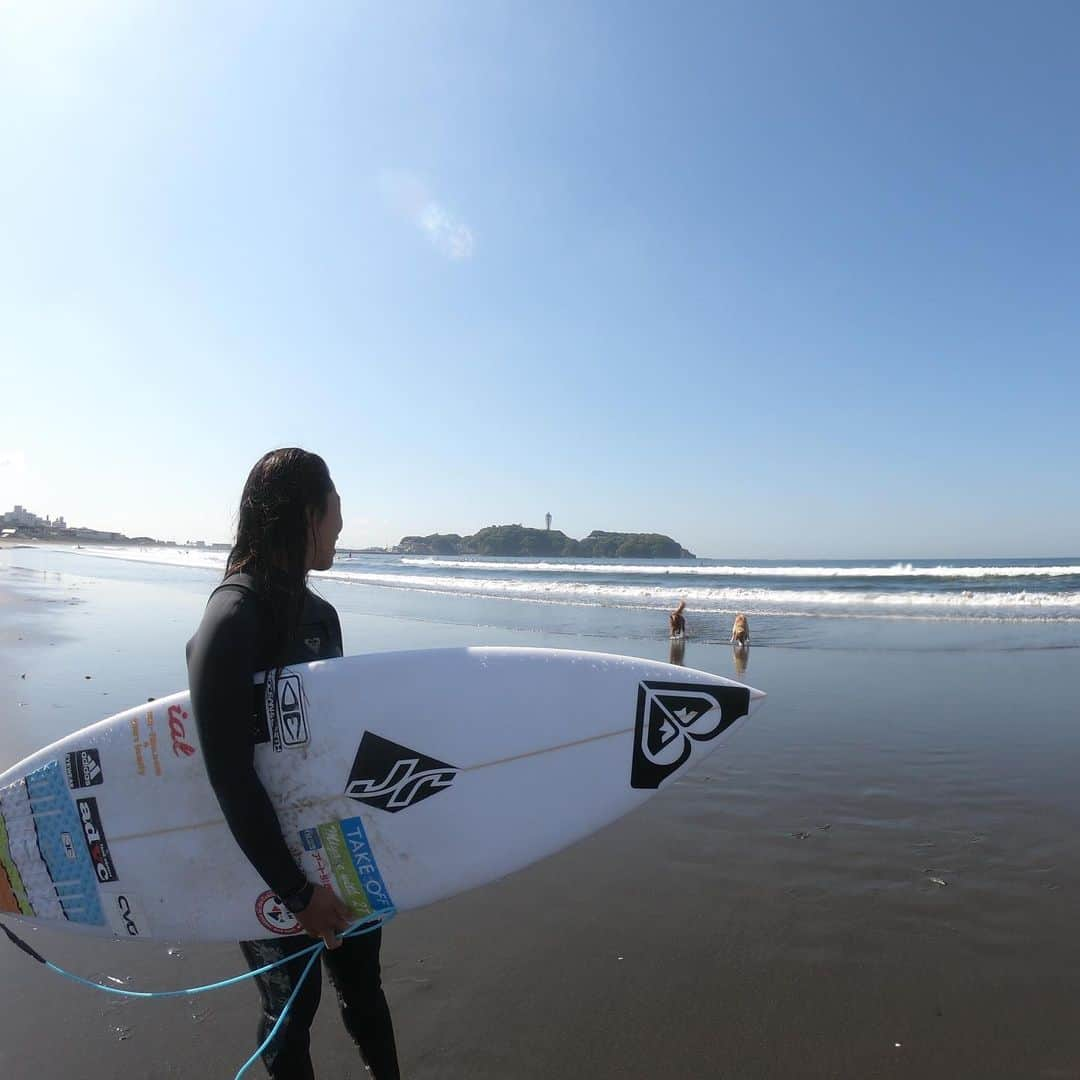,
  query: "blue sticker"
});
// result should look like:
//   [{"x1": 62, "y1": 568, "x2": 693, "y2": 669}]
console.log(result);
[
  {"x1": 338, "y1": 816, "x2": 393, "y2": 912},
  {"x1": 300, "y1": 827, "x2": 322, "y2": 852},
  {"x1": 26, "y1": 761, "x2": 105, "y2": 926}
]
